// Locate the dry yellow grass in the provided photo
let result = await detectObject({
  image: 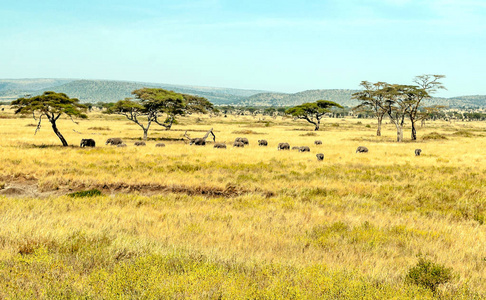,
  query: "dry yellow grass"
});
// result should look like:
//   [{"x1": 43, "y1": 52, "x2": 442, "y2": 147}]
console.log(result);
[{"x1": 0, "y1": 107, "x2": 485, "y2": 298}]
